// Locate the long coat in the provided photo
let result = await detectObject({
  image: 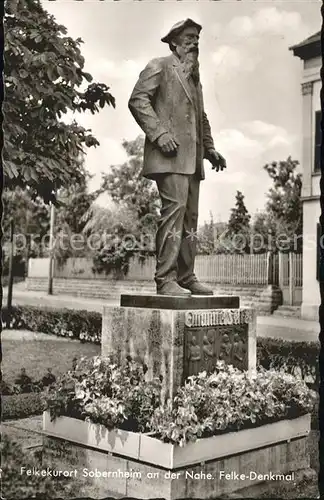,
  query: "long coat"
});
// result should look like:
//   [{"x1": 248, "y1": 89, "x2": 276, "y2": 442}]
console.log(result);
[{"x1": 128, "y1": 53, "x2": 215, "y2": 180}]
